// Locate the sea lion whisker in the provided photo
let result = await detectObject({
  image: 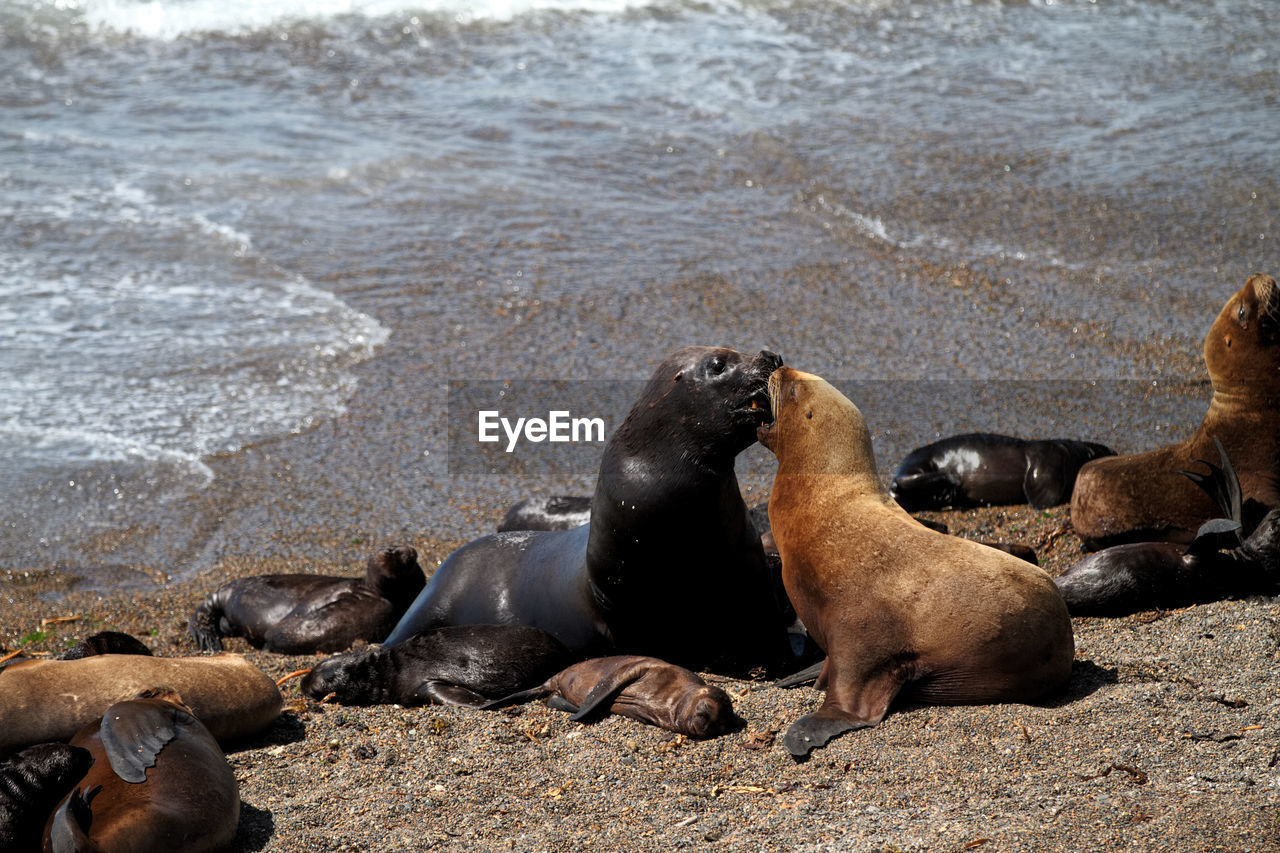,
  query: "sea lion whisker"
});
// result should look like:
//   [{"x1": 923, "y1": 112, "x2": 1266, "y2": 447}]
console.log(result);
[{"x1": 275, "y1": 669, "x2": 312, "y2": 688}]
